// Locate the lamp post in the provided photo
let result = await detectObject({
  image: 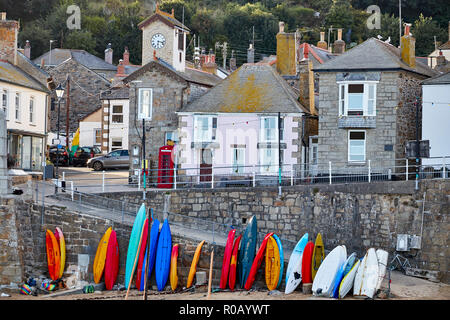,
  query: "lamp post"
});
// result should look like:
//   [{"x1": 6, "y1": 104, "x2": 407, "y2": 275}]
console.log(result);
[{"x1": 55, "y1": 83, "x2": 65, "y2": 193}]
